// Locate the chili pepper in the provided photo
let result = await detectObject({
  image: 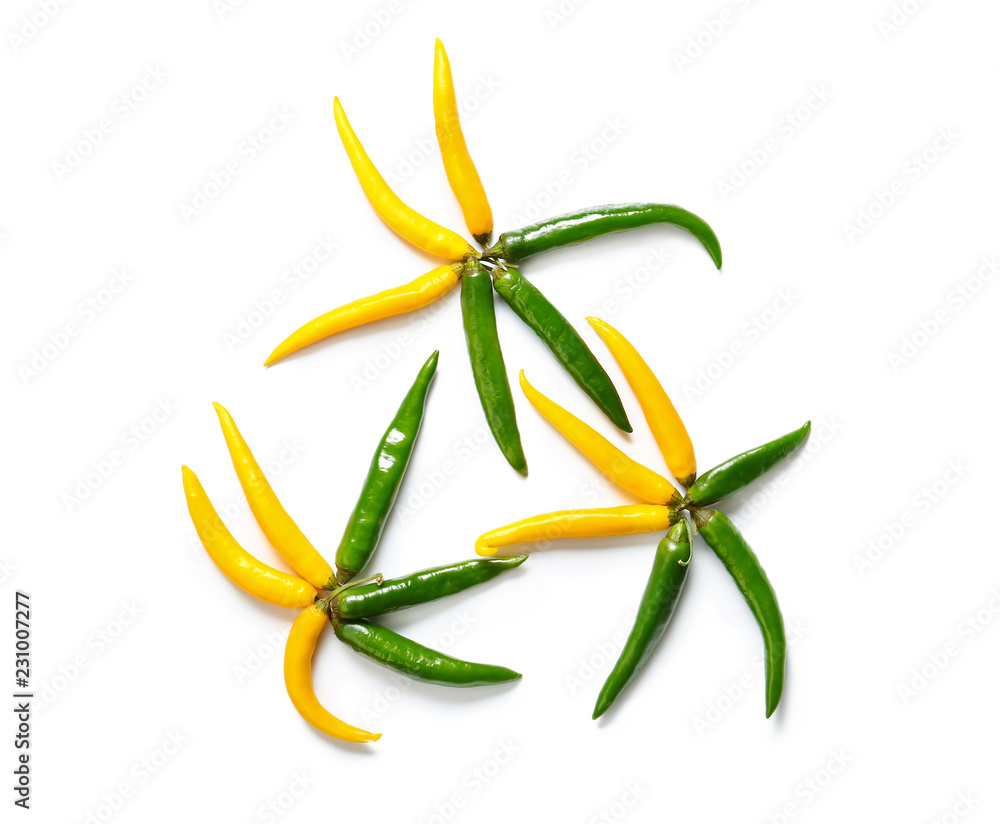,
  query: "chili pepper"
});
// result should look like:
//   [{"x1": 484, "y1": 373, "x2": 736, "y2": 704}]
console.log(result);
[
  {"x1": 694, "y1": 509, "x2": 784, "y2": 717},
  {"x1": 519, "y1": 371, "x2": 678, "y2": 505},
  {"x1": 593, "y1": 518, "x2": 692, "y2": 720},
  {"x1": 335, "y1": 351, "x2": 438, "y2": 584},
  {"x1": 212, "y1": 402, "x2": 336, "y2": 589},
  {"x1": 485, "y1": 203, "x2": 722, "y2": 269},
  {"x1": 264, "y1": 264, "x2": 461, "y2": 367},
  {"x1": 460, "y1": 259, "x2": 526, "y2": 474},
  {"x1": 587, "y1": 317, "x2": 697, "y2": 487},
  {"x1": 285, "y1": 605, "x2": 381, "y2": 741},
  {"x1": 476, "y1": 504, "x2": 678, "y2": 557},
  {"x1": 333, "y1": 618, "x2": 521, "y2": 687},
  {"x1": 182, "y1": 466, "x2": 318, "y2": 608},
  {"x1": 490, "y1": 264, "x2": 631, "y2": 432},
  {"x1": 334, "y1": 97, "x2": 476, "y2": 260},
  {"x1": 684, "y1": 421, "x2": 811, "y2": 507},
  {"x1": 433, "y1": 39, "x2": 492, "y2": 245},
  {"x1": 332, "y1": 556, "x2": 527, "y2": 619}
]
